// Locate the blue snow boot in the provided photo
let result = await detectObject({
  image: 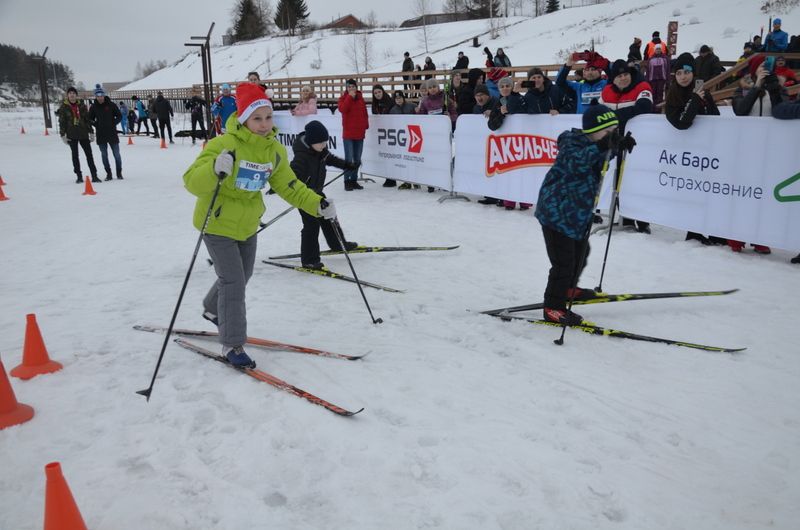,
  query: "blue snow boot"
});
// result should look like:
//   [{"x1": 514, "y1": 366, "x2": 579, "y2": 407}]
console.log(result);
[{"x1": 225, "y1": 346, "x2": 256, "y2": 369}]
